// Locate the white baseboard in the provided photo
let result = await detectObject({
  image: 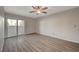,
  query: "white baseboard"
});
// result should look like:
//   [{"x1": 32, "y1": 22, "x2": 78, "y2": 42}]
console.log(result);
[{"x1": 39, "y1": 33, "x2": 79, "y2": 44}]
